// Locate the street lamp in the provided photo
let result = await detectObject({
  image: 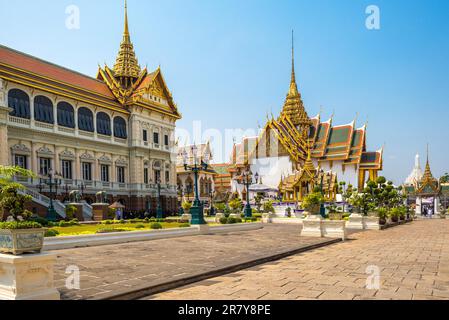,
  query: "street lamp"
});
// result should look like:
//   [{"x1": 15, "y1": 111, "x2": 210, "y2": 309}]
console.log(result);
[
  {"x1": 39, "y1": 168, "x2": 62, "y2": 222},
  {"x1": 178, "y1": 185, "x2": 185, "y2": 217},
  {"x1": 242, "y1": 170, "x2": 258, "y2": 219},
  {"x1": 319, "y1": 169, "x2": 326, "y2": 217},
  {"x1": 209, "y1": 190, "x2": 216, "y2": 216},
  {"x1": 183, "y1": 144, "x2": 208, "y2": 225},
  {"x1": 156, "y1": 177, "x2": 163, "y2": 219}
]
